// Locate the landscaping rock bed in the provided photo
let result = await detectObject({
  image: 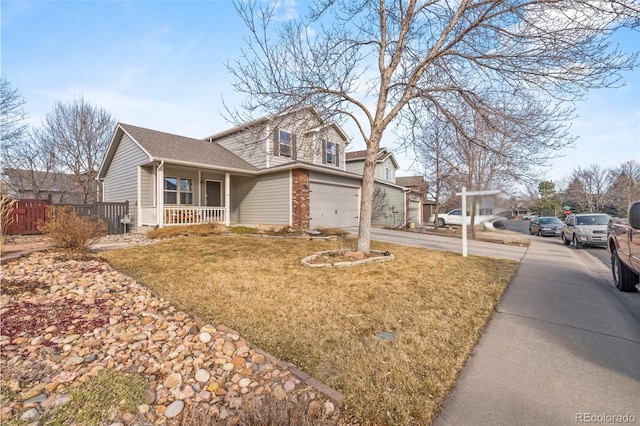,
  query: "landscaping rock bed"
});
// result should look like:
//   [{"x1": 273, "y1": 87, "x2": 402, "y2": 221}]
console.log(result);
[{"x1": 0, "y1": 251, "x2": 341, "y2": 424}]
